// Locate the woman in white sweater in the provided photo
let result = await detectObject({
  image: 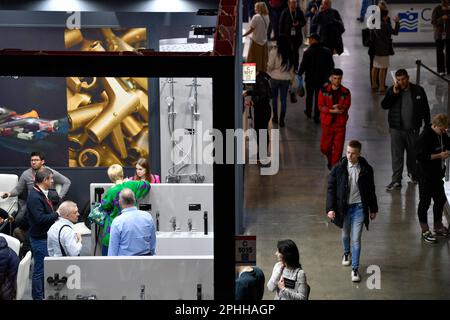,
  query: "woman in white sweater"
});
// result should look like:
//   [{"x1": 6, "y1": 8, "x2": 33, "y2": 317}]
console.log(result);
[
  {"x1": 267, "y1": 35, "x2": 295, "y2": 127},
  {"x1": 267, "y1": 239, "x2": 308, "y2": 300},
  {"x1": 243, "y1": 2, "x2": 270, "y2": 72}
]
